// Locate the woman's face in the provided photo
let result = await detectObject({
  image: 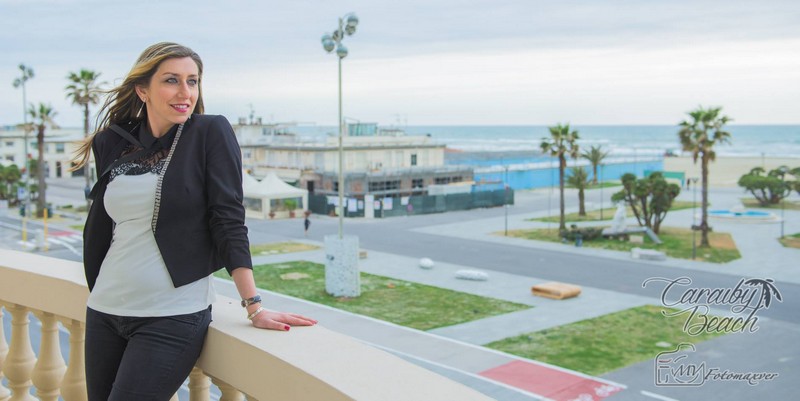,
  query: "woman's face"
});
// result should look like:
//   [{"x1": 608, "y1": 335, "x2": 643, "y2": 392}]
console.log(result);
[{"x1": 136, "y1": 57, "x2": 200, "y2": 137}]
